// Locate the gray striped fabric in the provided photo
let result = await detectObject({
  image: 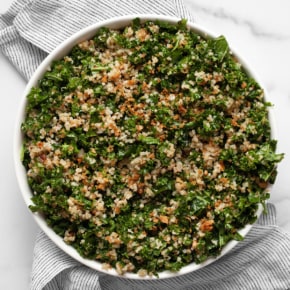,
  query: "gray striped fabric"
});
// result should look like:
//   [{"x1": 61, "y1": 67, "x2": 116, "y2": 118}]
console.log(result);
[
  {"x1": 0, "y1": 0, "x2": 193, "y2": 80},
  {"x1": 31, "y1": 204, "x2": 290, "y2": 290},
  {"x1": 1, "y1": 1, "x2": 290, "y2": 289}
]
